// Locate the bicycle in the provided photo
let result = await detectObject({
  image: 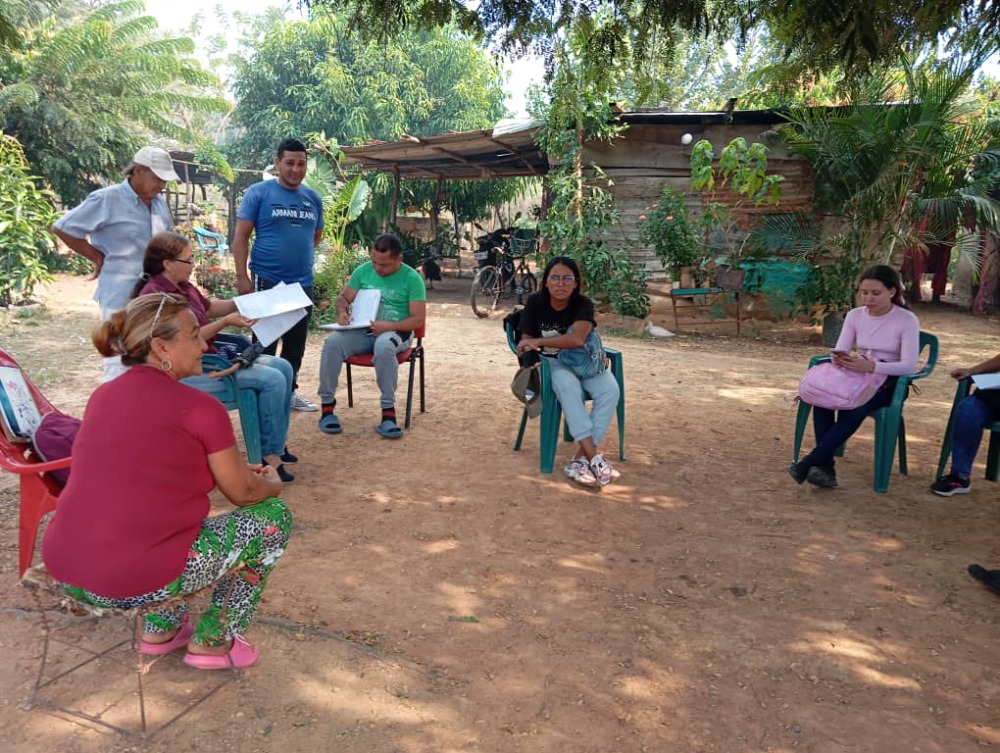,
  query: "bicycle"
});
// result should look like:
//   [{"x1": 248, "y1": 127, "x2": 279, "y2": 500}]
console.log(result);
[{"x1": 470, "y1": 234, "x2": 538, "y2": 318}]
